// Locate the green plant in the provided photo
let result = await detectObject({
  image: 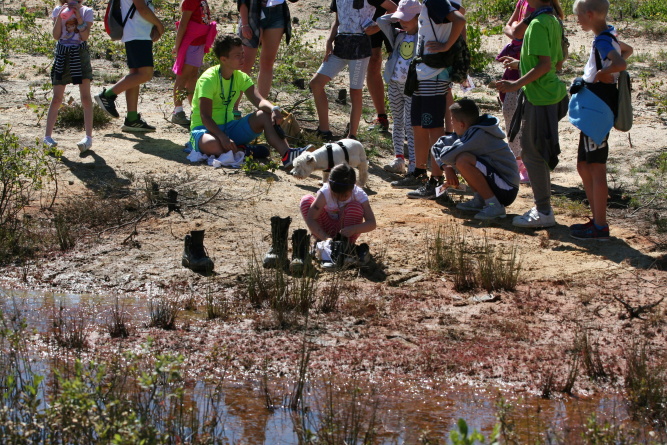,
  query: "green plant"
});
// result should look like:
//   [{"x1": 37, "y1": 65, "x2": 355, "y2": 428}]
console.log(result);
[
  {"x1": 449, "y1": 418, "x2": 499, "y2": 445},
  {"x1": 477, "y1": 238, "x2": 521, "y2": 292},
  {"x1": 51, "y1": 302, "x2": 89, "y2": 350},
  {"x1": 205, "y1": 289, "x2": 230, "y2": 320},
  {"x1": 148, "y1": 297, "x2": 179, "y2": 330},
  {"x1": 625, "y1": 341, "x2": 667, "y2": 428},
  {"x1": 55, "y1": 103, "x2": 113, "y2": 129},
  {"x1": 106, "y1": 296, "x2": 131, "y2": 338},
  {"x1": 242, "y1": 154, "x2": 280, "y2": 174},
  {"x1": 467, "y1": 24, "x2": 490, "y2": 73}
]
